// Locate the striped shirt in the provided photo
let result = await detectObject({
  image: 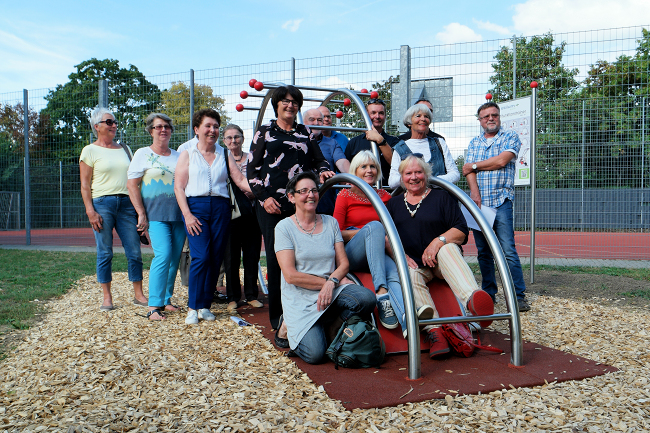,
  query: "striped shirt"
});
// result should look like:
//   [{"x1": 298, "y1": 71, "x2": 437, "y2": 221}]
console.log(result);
[{"x1": 466, "y1": 128, "x2": 520, "y2": 208}]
